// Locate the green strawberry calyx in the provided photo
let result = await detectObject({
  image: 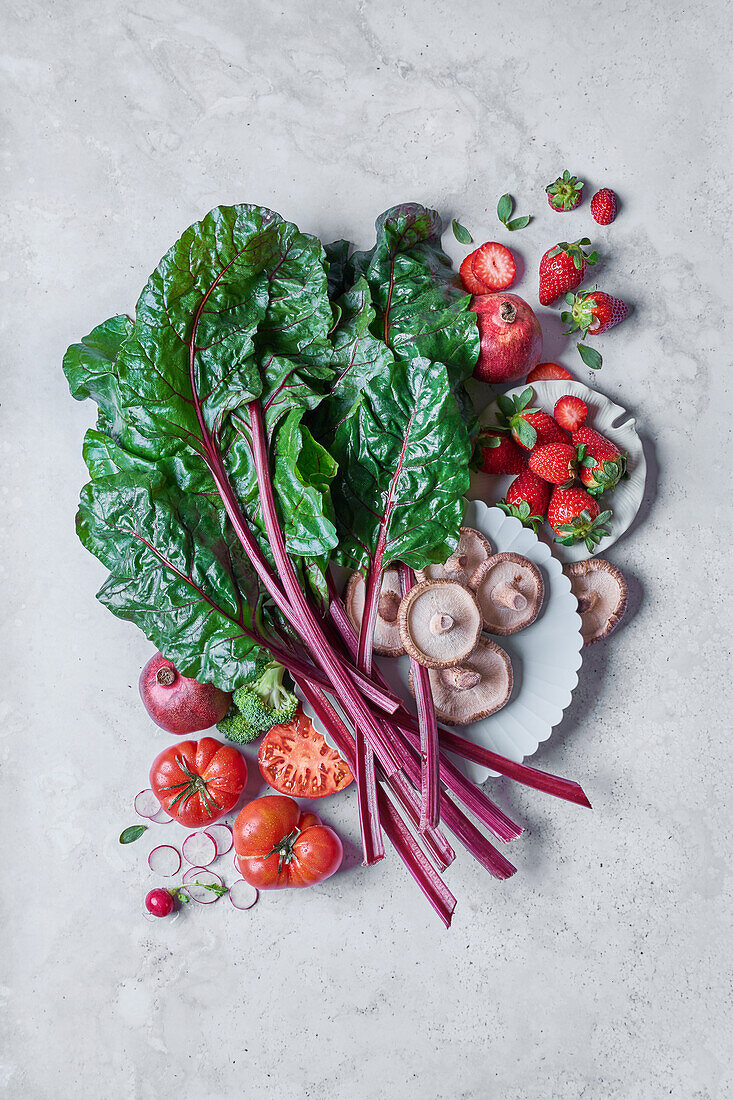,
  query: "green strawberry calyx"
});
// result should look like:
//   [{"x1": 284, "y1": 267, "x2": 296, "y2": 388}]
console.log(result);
[
  {"x1": 495, "y1": 387, "x2": 540, "y2": 449},
  {"x1": 554, "y1": 507, "x2": 613, "y2": 552},
  {"x1": 584, "y1": 454, "x2": 628, "y2": 495},
  {"x1": 561, "y1": 288, "x2": 602, "y2": 338},
  {"x1": 548, "y1": 239, "x2": 598, "y2": 272},
  {"x1": 546, "y1": 170, "x2": 584, "y2": 211},
  {"x1": 497, "y1": 499, "x2": 544, "y2": 533}
]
